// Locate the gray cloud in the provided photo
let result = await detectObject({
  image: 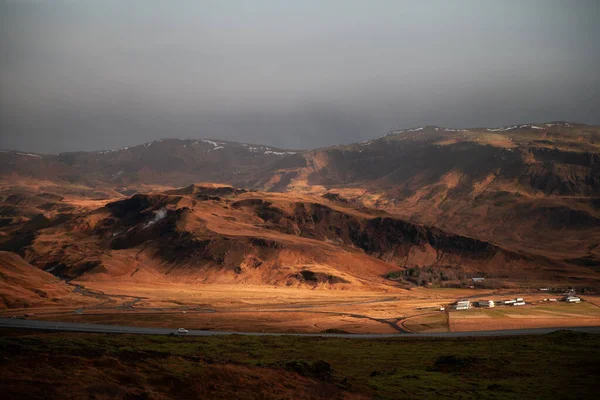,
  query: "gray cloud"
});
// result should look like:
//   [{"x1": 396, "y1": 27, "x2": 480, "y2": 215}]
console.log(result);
[{"x1": 1, "y1": 0, "x2": 599, "y2": 153}]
